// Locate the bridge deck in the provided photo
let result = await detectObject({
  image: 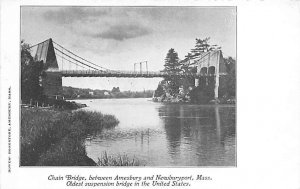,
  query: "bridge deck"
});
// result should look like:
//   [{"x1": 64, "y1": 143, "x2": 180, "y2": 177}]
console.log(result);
[{"x1": 58, "y1": 70, "x2": 227, "y2": 78}]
